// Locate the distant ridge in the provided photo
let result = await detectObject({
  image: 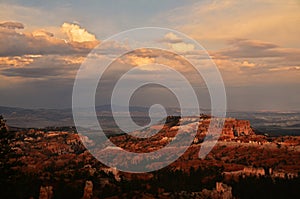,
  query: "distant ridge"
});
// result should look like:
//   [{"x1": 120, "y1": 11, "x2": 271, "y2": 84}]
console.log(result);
[{"x1": 0, "y1": 106, "x2": 299, "y2": 135}]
